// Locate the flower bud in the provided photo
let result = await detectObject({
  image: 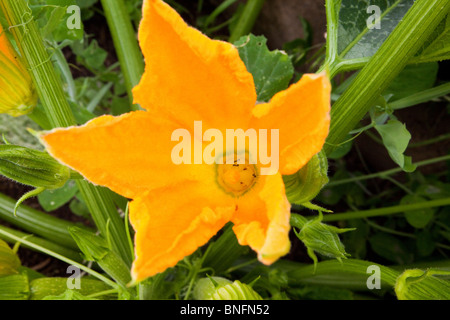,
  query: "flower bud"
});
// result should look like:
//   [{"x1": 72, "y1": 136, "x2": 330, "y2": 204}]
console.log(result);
[
  {"x1": 193, "y1": 276, "x2": 263, "y2": 300},
  {"x1": 0, "y1": 25, "x2": 37, "y2": 117},
  {"x1": 0, "y1": 144, "x2": 70, "y2": 189},
  {"x1": 0, "y1": 144, "x2": 72, "y2": 215},
  {"x1": 283, "y1": 151, "x2": 329, "y2": 207},
  {"x1": 395, "y1": 269, "x2": 450, "y2": 300},
  {"x1": 292, "y1": 213, "x2": 354, "y2": 270}
]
